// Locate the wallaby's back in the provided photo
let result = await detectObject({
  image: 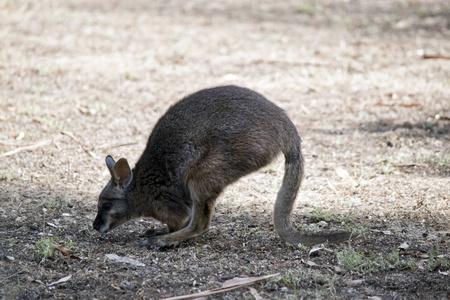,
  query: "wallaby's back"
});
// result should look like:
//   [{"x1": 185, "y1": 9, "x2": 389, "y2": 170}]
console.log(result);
[{"x1": 137, "y1": 86, "x2": 296, "y2": 192}]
